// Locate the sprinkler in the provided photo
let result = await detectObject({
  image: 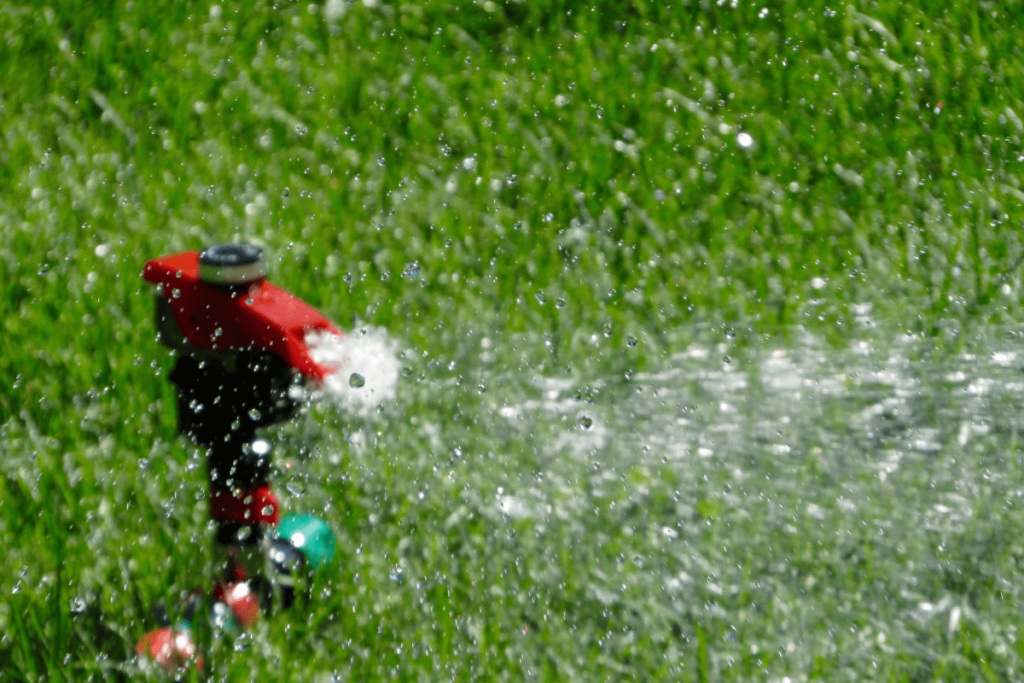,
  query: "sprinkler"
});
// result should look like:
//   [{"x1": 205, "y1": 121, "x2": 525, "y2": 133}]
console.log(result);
[{"x1": 135, "y1": 244, "x2": 340, "y2": 670}]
